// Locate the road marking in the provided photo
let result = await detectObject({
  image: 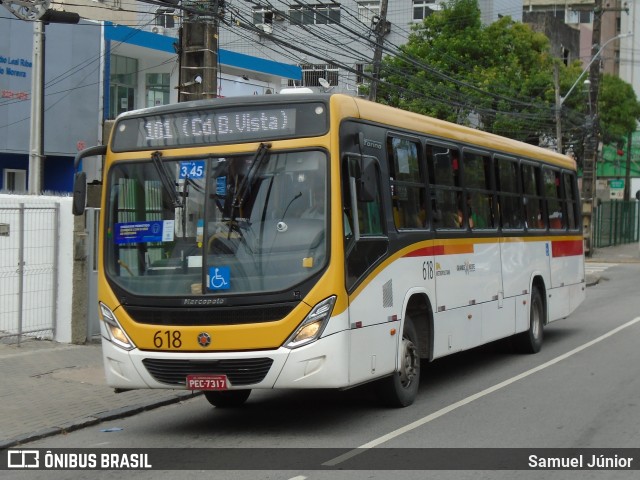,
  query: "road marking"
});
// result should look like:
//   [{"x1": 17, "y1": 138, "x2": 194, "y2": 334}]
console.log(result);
[
  {"x1": 287, "y1": 476, "x2": 307, "y2": 480},
  {"x1": 323, "y1": 316, "x2": 640, "y2": 467},
  {"x1": 585, "y1": 263, "x2": 617, "y2": 274}
]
